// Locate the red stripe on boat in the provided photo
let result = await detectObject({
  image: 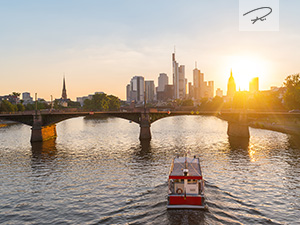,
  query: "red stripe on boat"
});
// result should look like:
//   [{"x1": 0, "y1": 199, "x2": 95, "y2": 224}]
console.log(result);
[
  {"x1": 169, "y1": 196, "x2": 202, "y2": 205},
  {"x1": 169, "y1": 176, "x2": 202, "y2": 180}
]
